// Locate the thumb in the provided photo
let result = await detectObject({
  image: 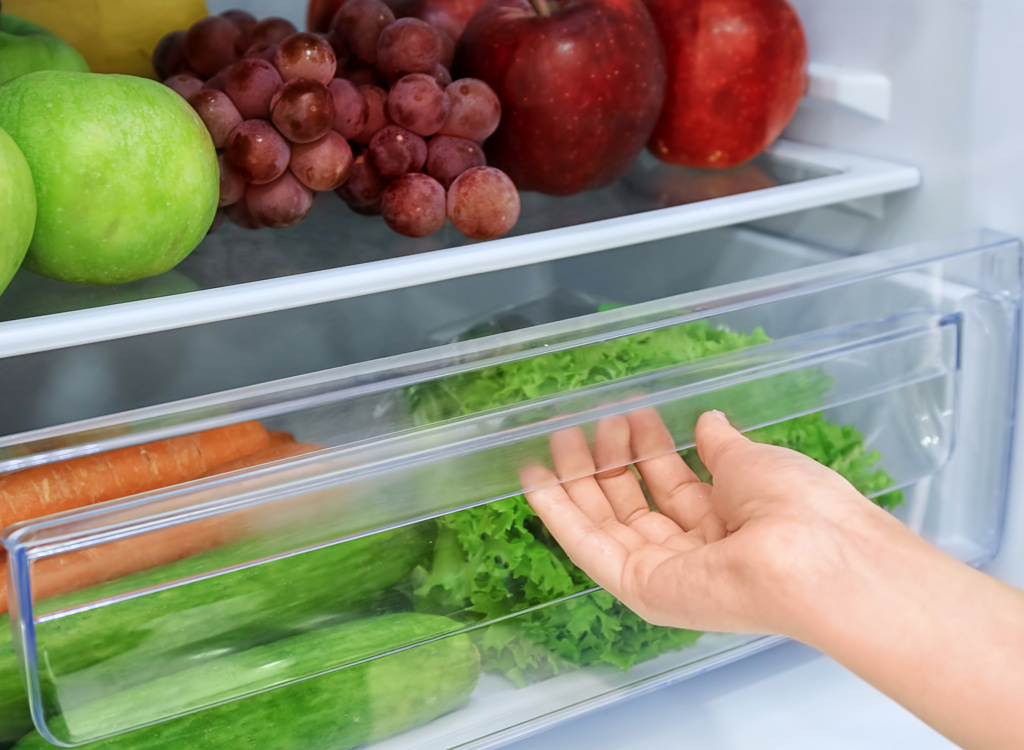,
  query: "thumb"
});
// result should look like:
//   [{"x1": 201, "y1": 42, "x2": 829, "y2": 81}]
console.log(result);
[{"x1": 694, "y1": 410, "x2": 750, "y2": 477}]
